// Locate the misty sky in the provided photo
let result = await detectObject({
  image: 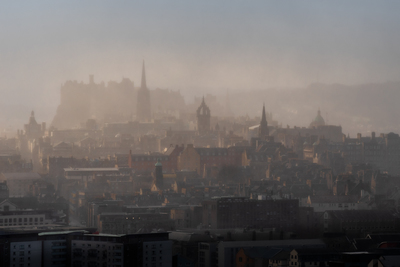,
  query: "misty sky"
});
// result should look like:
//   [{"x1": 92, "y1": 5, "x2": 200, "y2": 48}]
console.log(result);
[{"x1": 1, "y1": 1, "x2": 400, "y2": 111}]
